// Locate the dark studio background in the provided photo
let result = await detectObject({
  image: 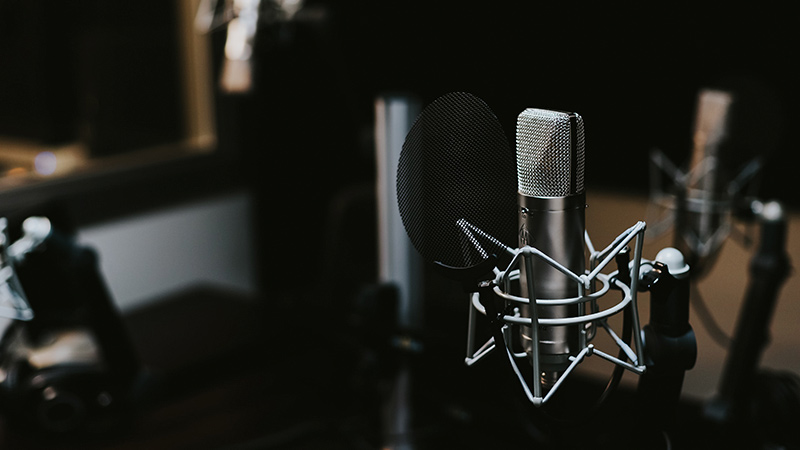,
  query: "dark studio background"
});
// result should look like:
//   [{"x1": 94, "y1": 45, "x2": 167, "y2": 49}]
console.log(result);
[
  {"x1": 250, "y1": 1, "x2": 796, "y2": 308},
  {"x1": 231, "y1": 3, "x2": 800, "y2": 448},
  {"x1": 0, "y1": 0, "x2": 797, "y2": 448}
]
